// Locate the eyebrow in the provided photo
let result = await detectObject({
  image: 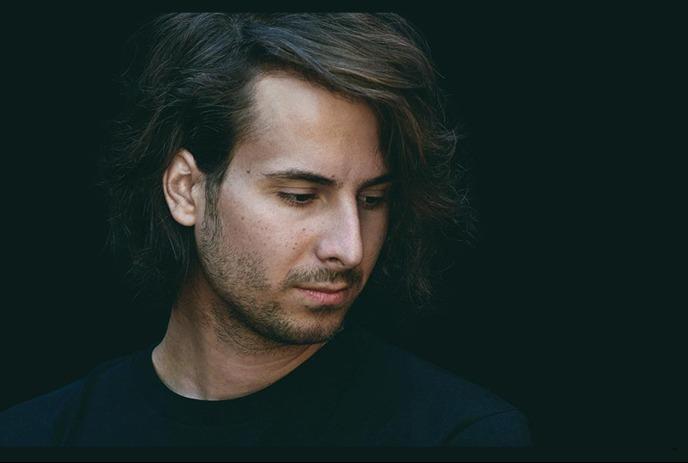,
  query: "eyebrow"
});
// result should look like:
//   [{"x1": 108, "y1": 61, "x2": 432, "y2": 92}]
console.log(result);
[{"x1": 262, "y1": 169, "x2": 392, "y2": 189}]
